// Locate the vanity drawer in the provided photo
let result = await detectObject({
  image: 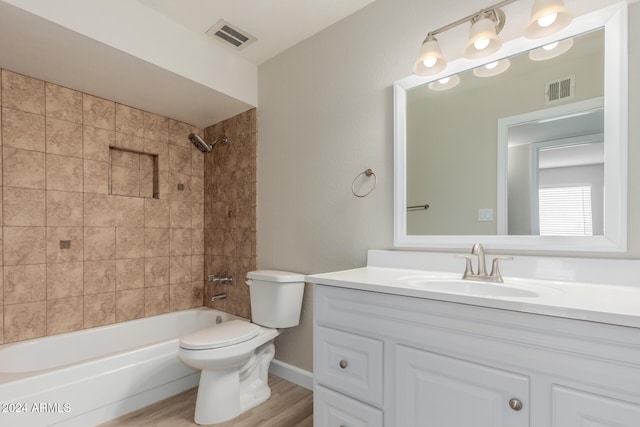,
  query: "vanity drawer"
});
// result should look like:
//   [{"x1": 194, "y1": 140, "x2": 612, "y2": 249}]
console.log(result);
[
  {"x1": 315, "y1": 385, "x2": 383, "y2": 427},
  {"x1": 315, "y1": 325, "x2": 383, "y2": 407}
]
